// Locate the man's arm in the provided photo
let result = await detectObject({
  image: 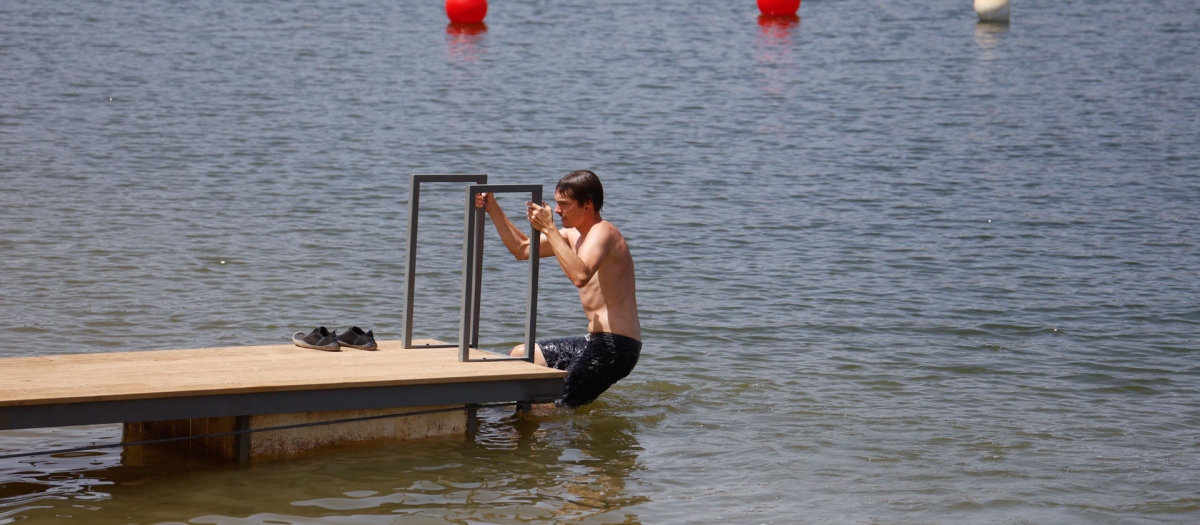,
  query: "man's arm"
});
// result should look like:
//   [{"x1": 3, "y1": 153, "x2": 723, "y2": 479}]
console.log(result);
[
  {"x1": 476, "y1": 193, "x2": 557, "y2": 261},
  {"x1": 527, "y1": 202, "x2": 614, "y2": 288}
]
